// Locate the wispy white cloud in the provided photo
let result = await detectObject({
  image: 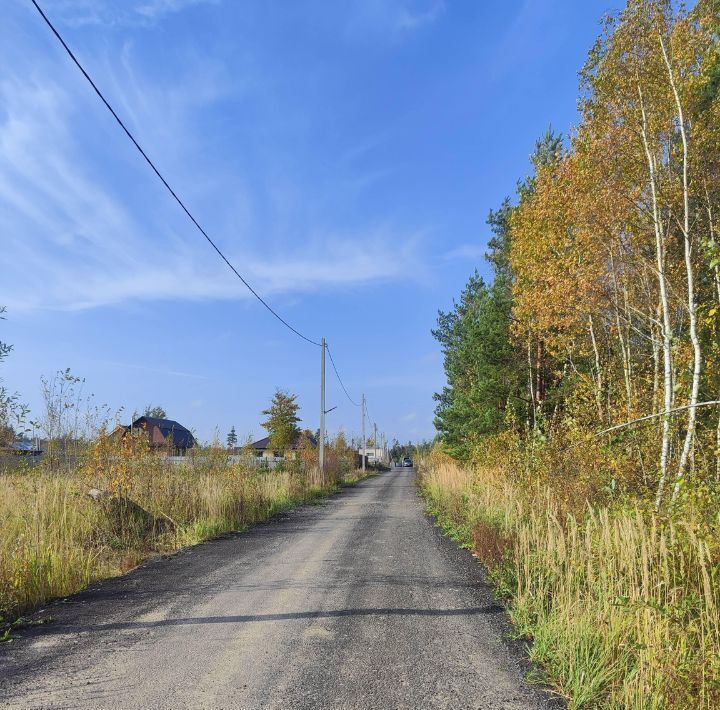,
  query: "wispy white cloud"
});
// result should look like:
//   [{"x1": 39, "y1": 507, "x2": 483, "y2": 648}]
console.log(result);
[
  {"x1": 245, "y1": 230, "x2": 423, "y2": 296},
  {"x1": 0, "y1": 55, "x2": 422, "y2": 313},
  {"x1": 134, "y1": 0, "x2": 219, "y2": 21},
  {"x1": 96, "y1": 360, "x2": 209, "y2": 380},
  {"x1": 340, "y1": 0, "x2": 446, "y2": 38},
  {"x1": 443, "y1": 243, "x2": 484, "y2": 261},
  {"x1": 396, "y1": 0, "x2": 445, "y2": 30},
  {"x1": 39, "y1": 0, "x2": 219, "y2": 28}
]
